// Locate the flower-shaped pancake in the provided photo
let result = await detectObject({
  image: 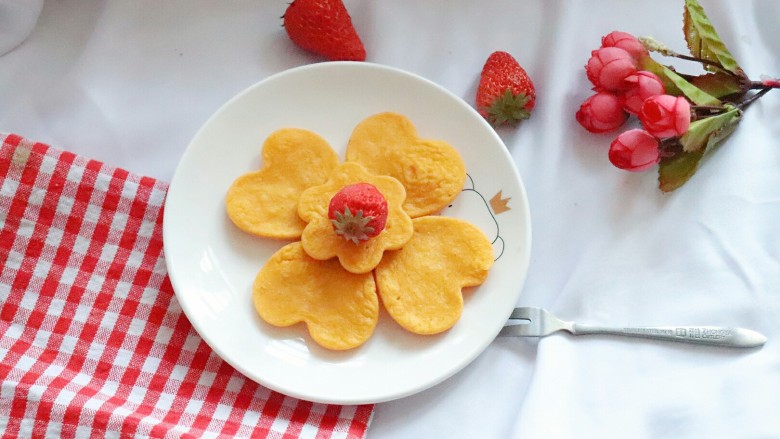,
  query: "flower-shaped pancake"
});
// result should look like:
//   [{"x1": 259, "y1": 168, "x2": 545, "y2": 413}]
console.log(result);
[
  {"x1": 346, "y1": 112, "x2": 466, "y2": 218},
  {"x1": 227, "y1": 116, "x2": 496, "y2": 351},
  {"x1": 254, "y1": 242, "x2": 378, "y2": 350},
  {"x1": 226, "y1": 128, "x2": 338, "y2": 239},
  {"x1": 375, "y1": 216, "x2": 494, "y2": 334},
  {"x1": 298, "y1": 162, "x2": 413, "y2": 274}
]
